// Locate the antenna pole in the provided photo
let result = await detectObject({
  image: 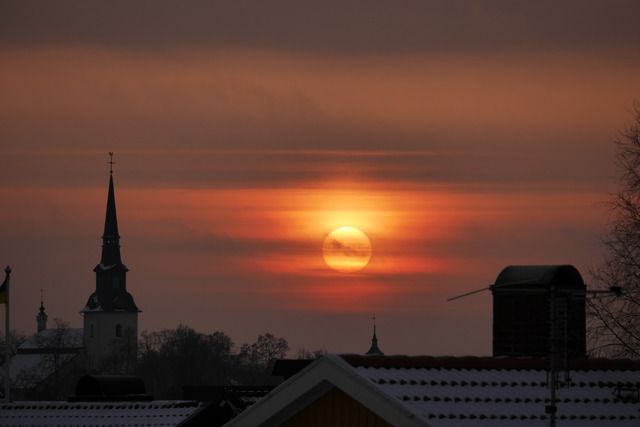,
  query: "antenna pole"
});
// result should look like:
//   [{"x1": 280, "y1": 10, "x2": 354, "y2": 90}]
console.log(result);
[
  {"x1": 4, "y1": 266, "x2": 11, "y2": 402},
  {"x1": 546, "y1": 285, "x2": 557, "y2": 427}
]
